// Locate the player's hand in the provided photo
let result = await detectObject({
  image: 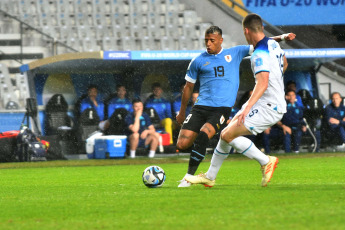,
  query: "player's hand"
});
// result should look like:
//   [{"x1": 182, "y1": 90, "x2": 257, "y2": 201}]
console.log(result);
[
  {"x1": 264, "y1": 127, "x2": 271, "y2": 135},
  {"x1": 176, "y1": 112, "x2": 185, "y2": 125},
  {"x1": 136, "y1": 108, "x2": 143, "y2": 118},
  {"x1": 282, "y1": 125, "x2": 292, "y2": 135},
  {"x1": 329, "y1": 117, "x2": 340, "y2": 125},
  {"x1": 237, "y1": 107, "x2": 250, "y2": 126},
  {"x1": 284, "y1": 33, "x2": 296, "y2": 41}
]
